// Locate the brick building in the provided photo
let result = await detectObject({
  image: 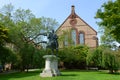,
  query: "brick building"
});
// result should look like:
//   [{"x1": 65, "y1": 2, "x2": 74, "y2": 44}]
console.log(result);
[{"x1": 56, "y1": 5, "x2": 98, "y2": 48}]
